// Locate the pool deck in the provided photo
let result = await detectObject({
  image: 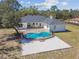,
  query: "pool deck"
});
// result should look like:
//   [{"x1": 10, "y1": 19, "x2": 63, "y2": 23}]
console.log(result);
[
  {"x1": 17, "y1": 28, "x2": 49, "y2": 34},
  {"x1": 21, "y1": 36, "x2": 71, "y2": 56}
]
